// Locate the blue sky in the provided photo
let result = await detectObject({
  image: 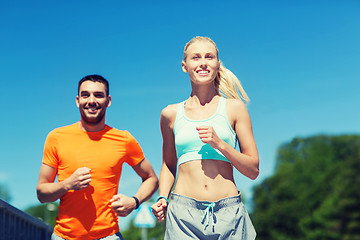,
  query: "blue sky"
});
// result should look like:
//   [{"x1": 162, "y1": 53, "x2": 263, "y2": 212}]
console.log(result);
[{"x1": 1, "y1": 0, "x2": 359, "y2": 230}]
